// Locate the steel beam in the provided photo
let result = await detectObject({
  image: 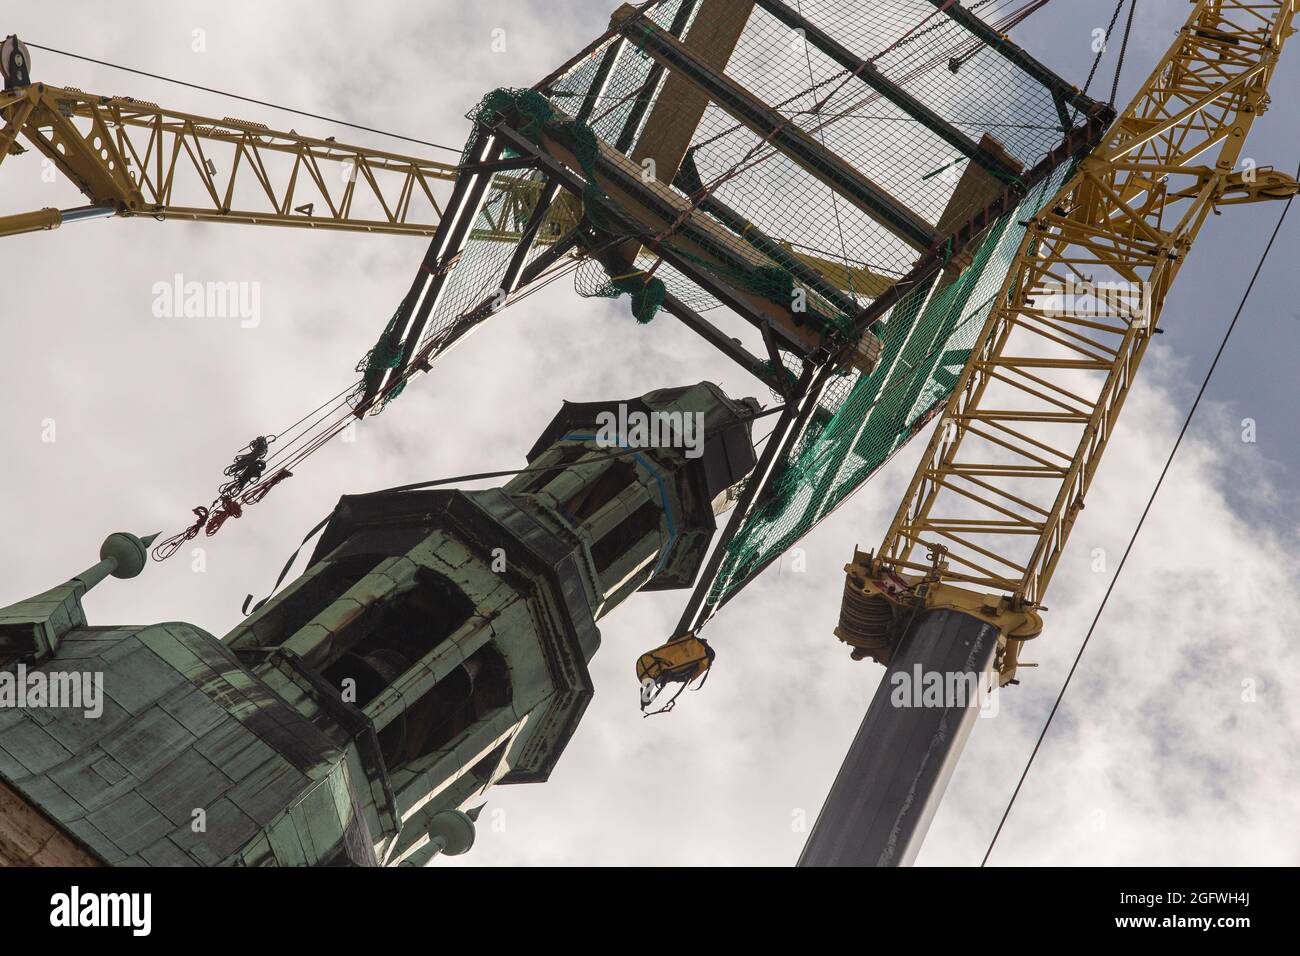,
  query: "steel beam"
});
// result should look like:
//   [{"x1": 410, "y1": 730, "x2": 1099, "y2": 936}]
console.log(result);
[
  {"x1": 498, "y1": 180, "x2": 562, "y2": 292},
  {"x1": 674, "y1": 360, "x2": 837, "y2": 635},
  {"x1": 610, "y1": 1, "x2": 751, "y2": 287},
  {"x1": 752, "y1": 0, "x2": 1021, "y2": 182},
  {"x1": 378, "y1": 30, "x2": 623, "y2": 397},
  {"x1": 357, "y1": 129, "x2": 501, "y2": 413},
  {"x1": 613, "y1": 0, "x2": 700, "y2": 153},
  {"x1": 658, "y1": 292, "x2": 790, "y2": 393},
  {"x1": 624, "y1": 0, "x2": 754, "y2": 182},
  {"x1": 576, "y1": 35, "x2": 627, "y2": 122},
  {"x1": 610, "y1": 4, "x2": 938, "y2": 251},
  {"x1": 388, "y1": 136, "x2": 503, "y2": 378},
  {"x1": 561, "y1": 144, "x2": 854, "y2": 354},
  {"x1": 413, "y1": 226, "x2": 584, "y2": 363},
  {"x1": 580, "y1": 223, "x2": 783, "y2": 387},
  {"x1": 436, "y1": 37, "x2": 618, "y2": 359},
  {"x1": 494, "y1": 118, "x2": 850, "y2": 360},
  {"x1": 675, "y1": 151, "x2": 873, "y2": 314},
  {"x1": 923, "y1": 0, "x2": 1103, "y2": 127},
  {"x1": 841, "y1": 110, "x2": 1110, "y2": 343}
]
